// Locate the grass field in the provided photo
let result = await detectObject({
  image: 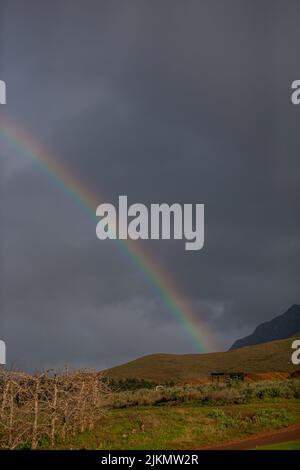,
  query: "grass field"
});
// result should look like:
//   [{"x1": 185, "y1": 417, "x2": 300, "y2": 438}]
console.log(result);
[
  {"x1": 253, "y1": 440, "x2": 300, "y2": 450},
  {"x1": 46, "y1": 400, "x2": 300, "y2": 450},
  {"x1": 105, "y1": 337, "x2": 300, "y2": 382}
]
